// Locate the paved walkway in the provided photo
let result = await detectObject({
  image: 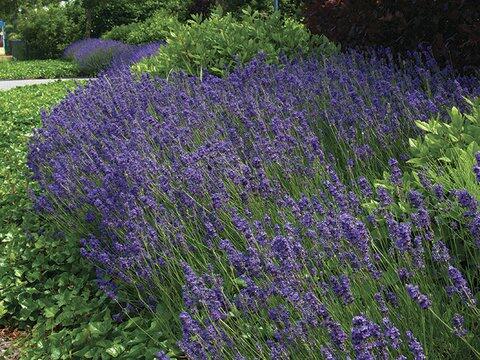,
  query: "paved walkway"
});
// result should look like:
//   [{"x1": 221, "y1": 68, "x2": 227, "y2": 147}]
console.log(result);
[{"x1": 0, "y1": 78, "x2": 93, "y2": 91}]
